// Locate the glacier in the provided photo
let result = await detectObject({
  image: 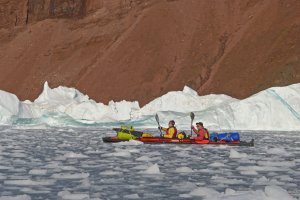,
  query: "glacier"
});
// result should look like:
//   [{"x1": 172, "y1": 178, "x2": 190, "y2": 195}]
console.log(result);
[{"x1": 0, "y1": 82, "x2": 300, "y2": 131}]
